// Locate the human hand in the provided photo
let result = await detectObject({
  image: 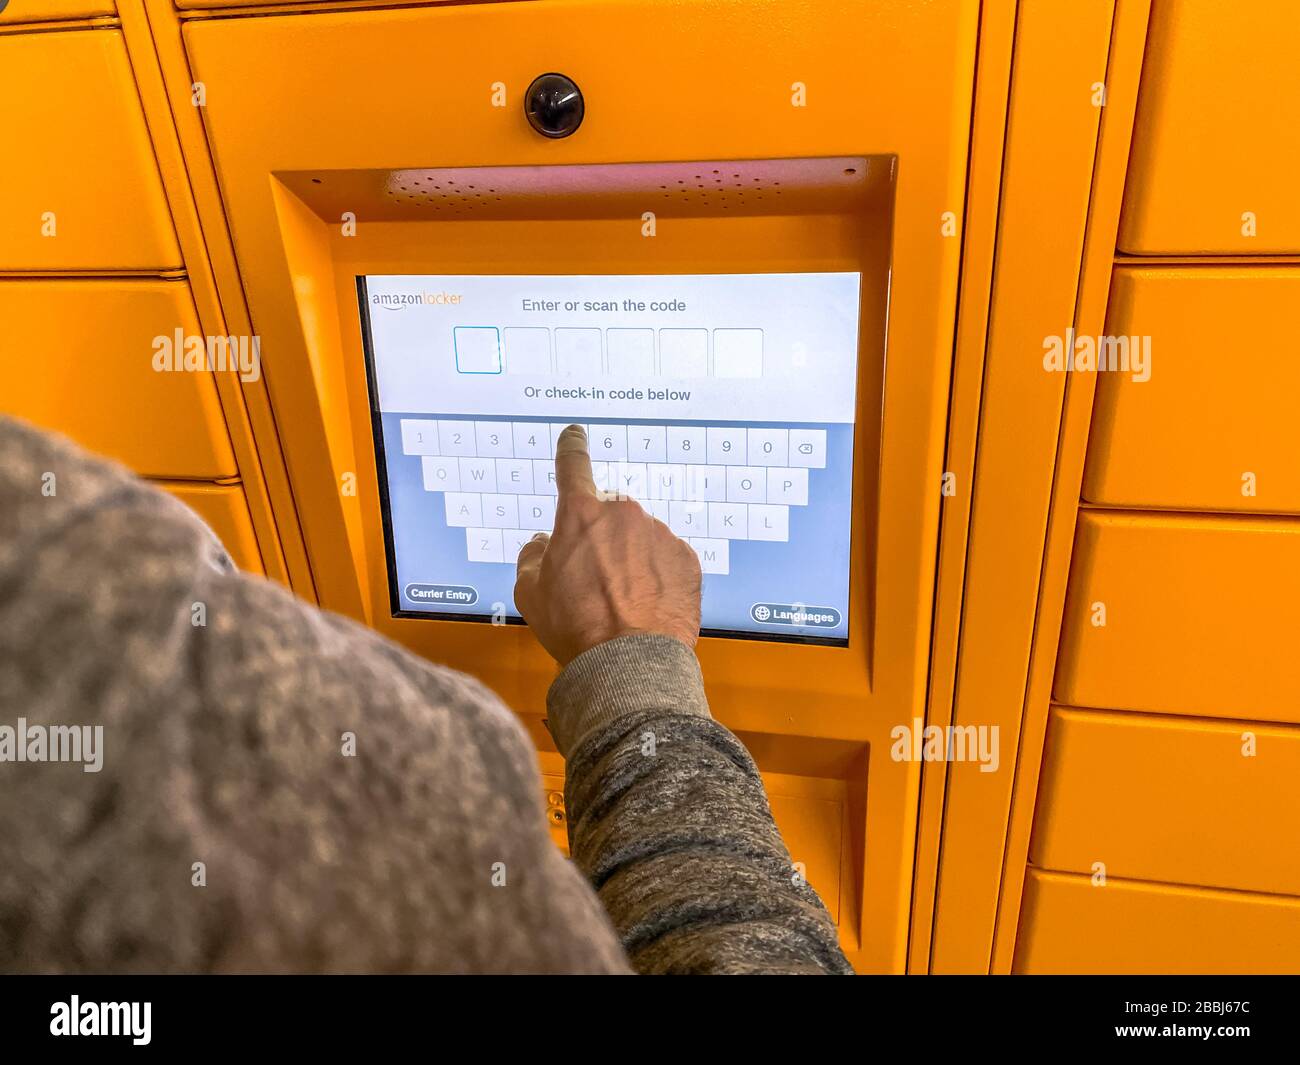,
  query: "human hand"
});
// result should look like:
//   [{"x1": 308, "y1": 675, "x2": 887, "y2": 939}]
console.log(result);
[{"x1": 514, "y1": 425, "x2": 702, "y2": 666}]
